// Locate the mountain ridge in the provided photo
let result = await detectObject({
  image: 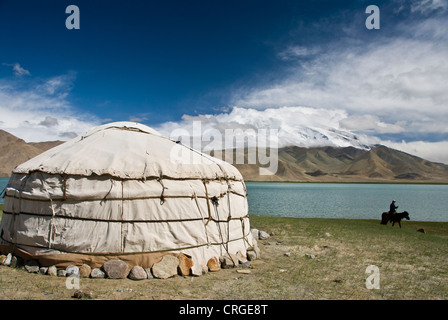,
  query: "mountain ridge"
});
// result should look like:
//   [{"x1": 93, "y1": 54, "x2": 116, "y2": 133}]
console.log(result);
[
  {"x1": 232, "y1": 145, "x2": 448, "y2": 183},
  {"x1": 0, "y1": 130, "x2": 63, "y2": 177},
  {"x1": 1, "y1": 129, "x2": 448, "y2": 183}
]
